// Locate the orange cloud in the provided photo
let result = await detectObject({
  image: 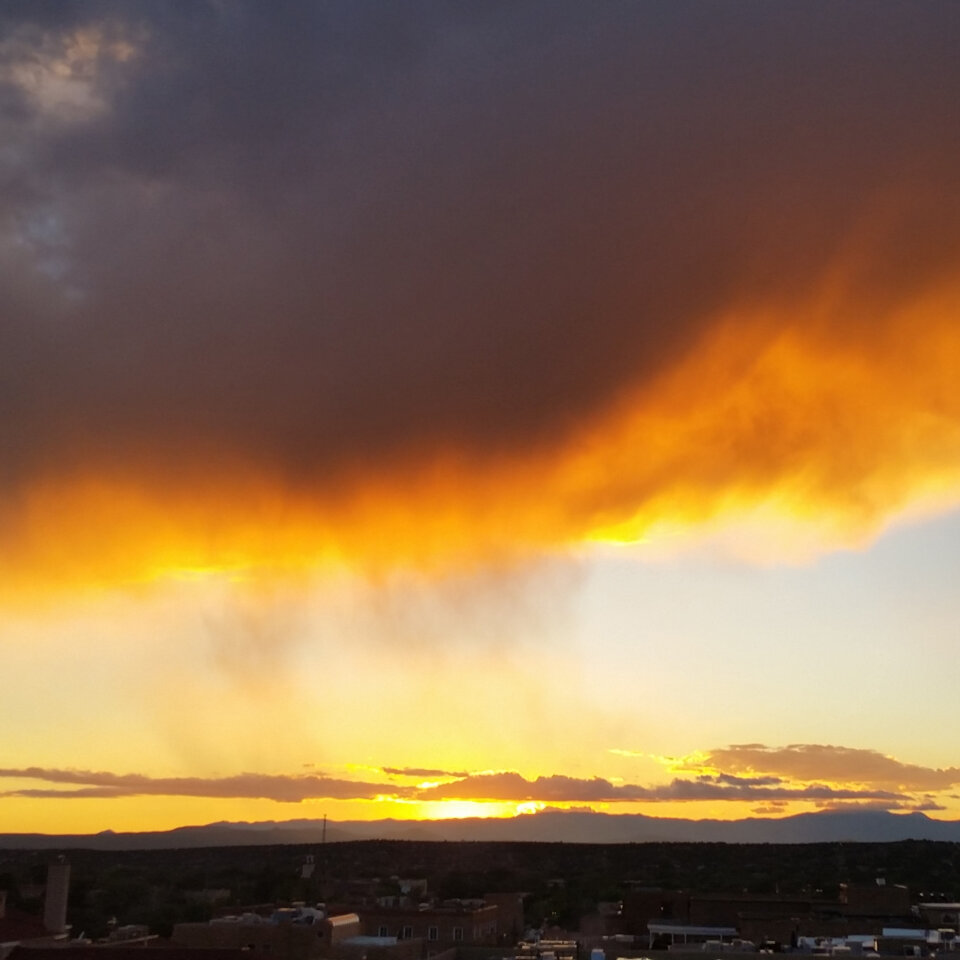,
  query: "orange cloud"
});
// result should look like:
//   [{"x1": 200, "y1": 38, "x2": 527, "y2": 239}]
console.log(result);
[
  {"x1": 696, "y1": 744, "x2": 960, "y2": 792},
  {"x1": 5, "y1": 274, "x2": 960, "y2": 600},
  {"x1": 569, "y1": 282, "x2": 960, "y2": 557}
]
